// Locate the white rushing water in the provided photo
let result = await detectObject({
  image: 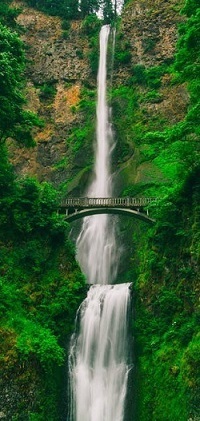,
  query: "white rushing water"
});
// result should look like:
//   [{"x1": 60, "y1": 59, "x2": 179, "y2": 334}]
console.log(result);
[
  {"x1": 69, "y1": 284, "x2": 131, "y2": 421},
  {"x1": 76, "y1": 25, "x2": 119, "y2": 285},
  {"x1": 69, "y1": 24, "x2": 131, "y2": 421}
]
